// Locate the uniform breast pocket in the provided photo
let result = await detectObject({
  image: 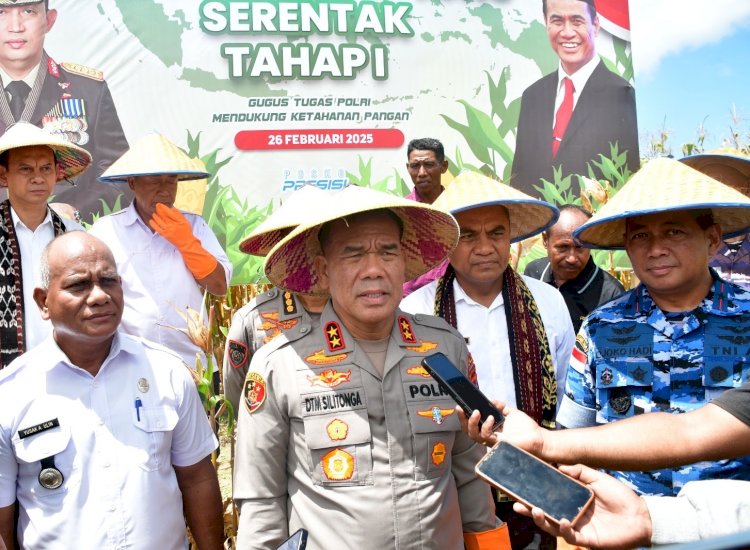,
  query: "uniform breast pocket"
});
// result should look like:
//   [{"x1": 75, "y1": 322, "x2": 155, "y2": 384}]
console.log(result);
[
  {"x1": 703, "y1": 356, "x2": 750, "y2": 388},
  {"x1": 302, "y1": 409, "x2": 373, "y2": 487},
  {"x1": 407, "y1": 399, "x2": 458, "y2": 480},
  {"x1": 131, "y1": 405, "x2": 178, "y2": 471},
  {"x1": 13, "y1": 423, "x2": 74, "y2": 501},
  {"x1": 595, "y1": 360, "x2": 652, "y2": 421}
]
